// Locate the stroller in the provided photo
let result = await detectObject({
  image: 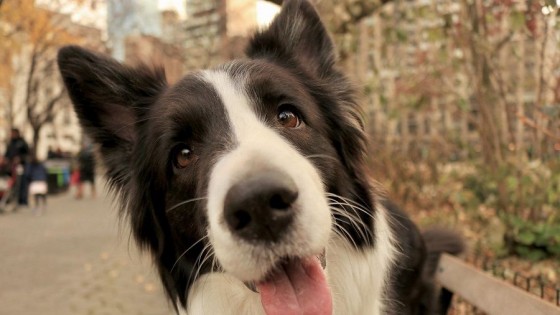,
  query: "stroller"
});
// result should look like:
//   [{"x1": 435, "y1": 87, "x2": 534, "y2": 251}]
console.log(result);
[
  {"x1": 0, "y1": 164, "x2": 23, "y2": 213},
  {"x1": 0, "y1": 174, "x2": 13, "y2": 213}
]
